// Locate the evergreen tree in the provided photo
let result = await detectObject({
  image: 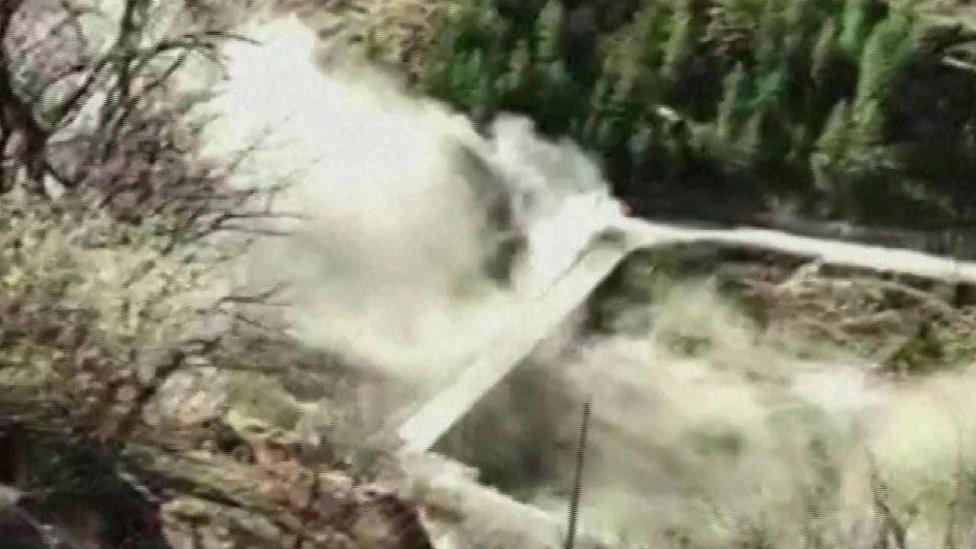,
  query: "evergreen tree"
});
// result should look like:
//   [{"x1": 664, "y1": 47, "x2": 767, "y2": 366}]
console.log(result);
[
  {"x1": 811, "y1": 20, "x2": 838, "y2": 86},
  {"x1": 535, "y1": 0, "x2": 563, "y2": 62},
  {"x1": 662, "y1": 7, "x2": 694, "y2": 81},
  {"x1": 417, "y1": 0, "x2": 974, "y2": 227},
  {"x1": 810, "y1": 100, "x2": 853, "y2": 214},
  {"x1": 852, "y1": 12, "x2": 915, "y2": 144},
  {"x1": 717, "y1": 63, "x2": 749, "y2": 140},
  {"x1": 497, "y1": 39, "x2": 531, "y2": 94},
  {"x1": 816, "y1": 100, "x2": 852, "y2": 164},
  {"x1": 736, "y1": 110, "x2": 765, "y2": 167},
  {"x1": 838, "y1": 0, "x2": 871, "y2": 58},
  {"x1": 755, "y1": 0, "x2": 787, "y2": 72},
  {"x1": 753, "y1": 67, "x2": 784, "y2": 112}
]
